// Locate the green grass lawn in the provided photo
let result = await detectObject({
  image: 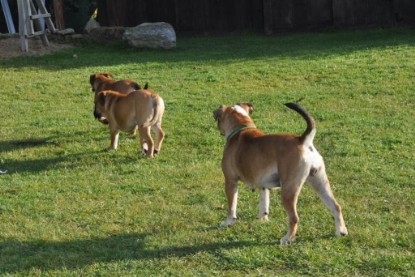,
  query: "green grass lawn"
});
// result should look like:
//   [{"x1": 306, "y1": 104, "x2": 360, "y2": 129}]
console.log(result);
[{"x1": 0, "y1": 27, "x2": 414, "y2": 276}]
